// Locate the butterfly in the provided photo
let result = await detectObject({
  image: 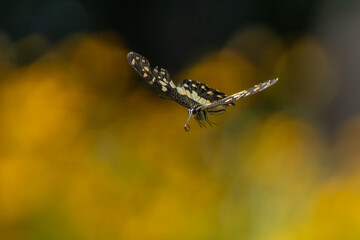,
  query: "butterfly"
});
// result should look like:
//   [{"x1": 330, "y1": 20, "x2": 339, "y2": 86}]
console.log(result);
[{"x1": 127, "y1": 52, "x2": 278, "y2": 131}]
